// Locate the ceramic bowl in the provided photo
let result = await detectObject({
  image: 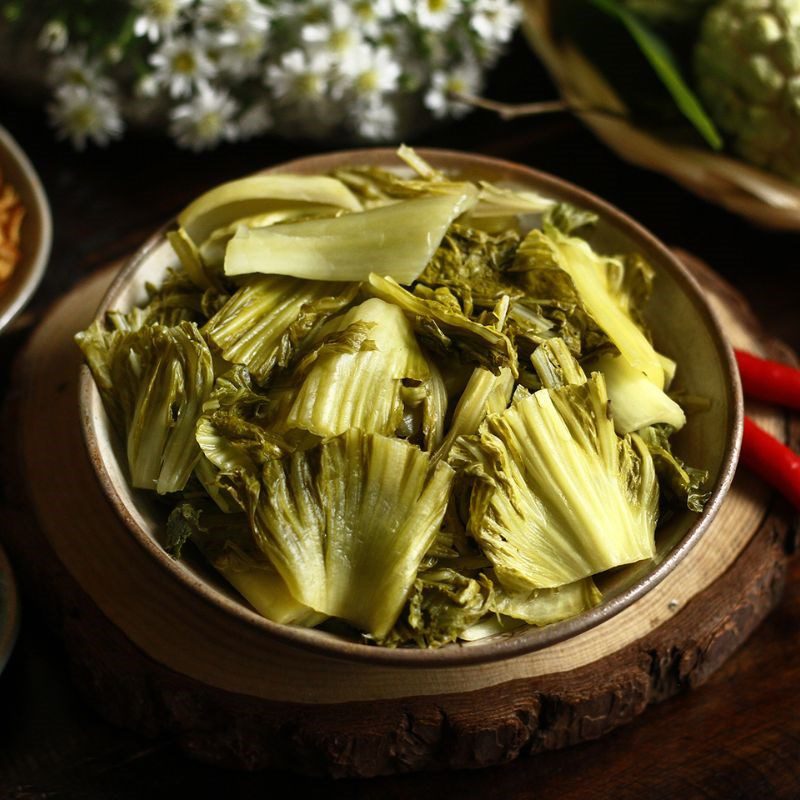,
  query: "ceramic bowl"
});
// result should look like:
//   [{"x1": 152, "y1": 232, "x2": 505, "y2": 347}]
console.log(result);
[
  {"x1": 78, "y1": 148, "x2": 743, "y2": 665},
  {"x1": 0, "y1": 125, "x2": 52, "y2": 333}
]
